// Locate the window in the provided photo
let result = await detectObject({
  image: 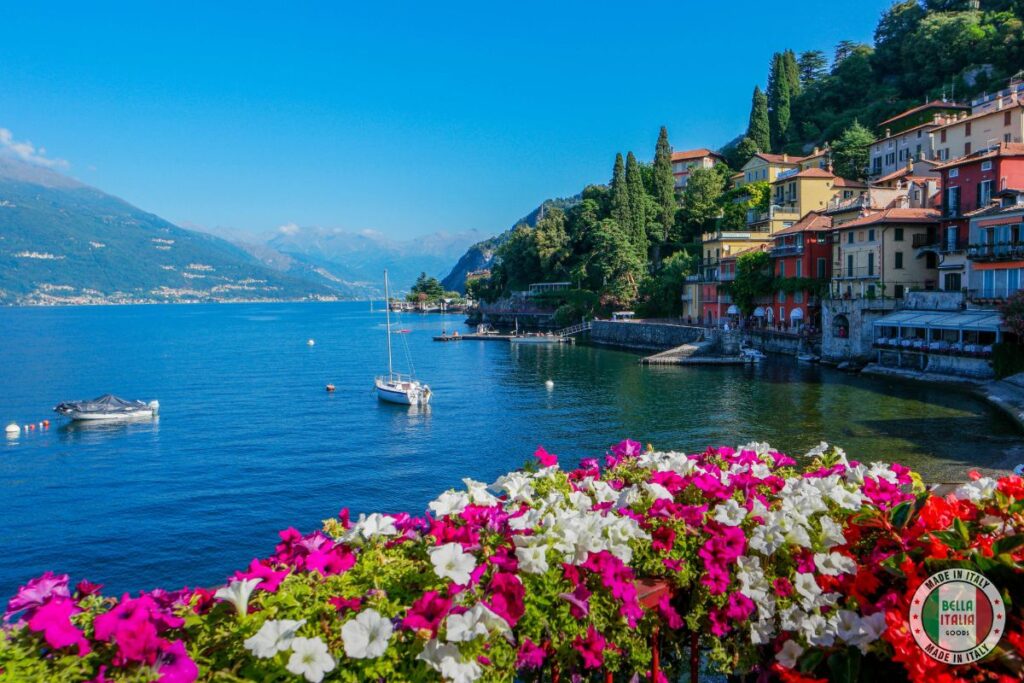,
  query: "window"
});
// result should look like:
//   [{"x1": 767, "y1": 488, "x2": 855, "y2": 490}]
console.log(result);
[
  {"x1": 983, "y1": 270, "x2": 995, "y2": 297},
  {"x1": 1009, "y1": 268, "x2": 1020, "y2": 295},
  {"x1": 868, "y1": 229, "x2": 876, "y2": 241},
  {"x1": 1006, "y1": 133, "x2": 1013, "y2": 143},
  {"x1": 981, "y1": 160, "x2": 993, "y2": 171},
  {"x1": 895, "y1": 251, "x2": 904, "y2": 269},
  {"x1": 916, "y1": 144, "x2": 922, "y2": 158},
  {"x1": 795, "y1": 260, "x2": 802, "y2": 277},
  {"x1": 846, "y1": 253, "x2": 854, "y2": 275},
  {"x1": 817, "y1": 257, "x2": 826, "y2": 277},
  {"x1": 779, "y1": 307, "x2": 785, "y2": 322},
  {"x1": 949, "y1": 168, "x2": 959, "y2": 178},
  {"x1": 917, "y1": 130, "x2": 922, "y2": 138},
  {"x1": 794, "y1": 290, "x2": 803, "y2": 303},
  {"x1": 944, "y1": 273, "x2": 962, "y2": 291},
  {"x1": 979, "y1": 179, "x2": 993, "y2": 207},
  {"x1": 778, "y1": 290, "x2": 786, "y2": 303},
  {"x1": 894, "y1": 228, "x2": 904, "y2": 241},
  {"x1": 847, "y1": 232, "x2": 854, "y2": 244},
  {"x1": 940, "y1": 129, "x2": 947, "y2": 143},
  {"x1": 1005, "y1": 110, "x2": 1012, "y2": 126},
  {"x1": 867, "y1": 252, "x2": 875, "y2": 276},
  {"x1": 885, "y1": 152, "x2": 896, "y2": 166},
  {"x1": 964, "y1": 142, "x2": 971, "y2": 155},
  {"x1": 778, "y1": 262, "x2": 785, "y2": 277},
  {"x1": 894, "y1": 284, "x2": 905, "y2": 298},
  {"x1": 946, "y1": 186, "x2": 961, "y2": 216},
  {"x1": 965, "y1": 121, "x2": 972, "y2": 136}
]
